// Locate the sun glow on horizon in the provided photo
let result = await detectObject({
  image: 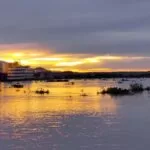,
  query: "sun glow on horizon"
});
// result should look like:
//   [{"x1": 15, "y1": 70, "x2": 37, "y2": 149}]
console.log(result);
[{"x1": 0, "y1": 45, "x2": 150, "y2": 72}]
